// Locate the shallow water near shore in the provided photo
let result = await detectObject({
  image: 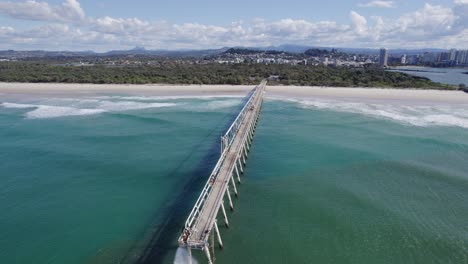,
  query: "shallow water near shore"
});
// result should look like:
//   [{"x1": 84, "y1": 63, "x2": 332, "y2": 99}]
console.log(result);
[{"x1": 1, "y1": 92, "x2": 467, "y2": 264}]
